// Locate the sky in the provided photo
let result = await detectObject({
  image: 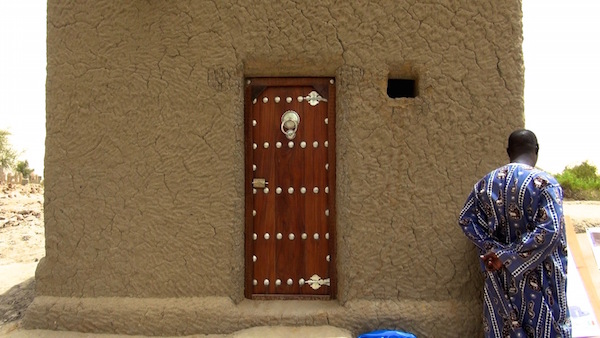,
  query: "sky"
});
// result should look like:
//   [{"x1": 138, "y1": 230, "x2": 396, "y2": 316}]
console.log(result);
[
  {"x1": 0, "y1": 1, "x2": 599, "y2": 176},
  {"x1": 0, "y1": 1, "x2": 46, "y2": 176},
  {"x1": 523, "y1": 0, "x2": 600, "y2": 174}
]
